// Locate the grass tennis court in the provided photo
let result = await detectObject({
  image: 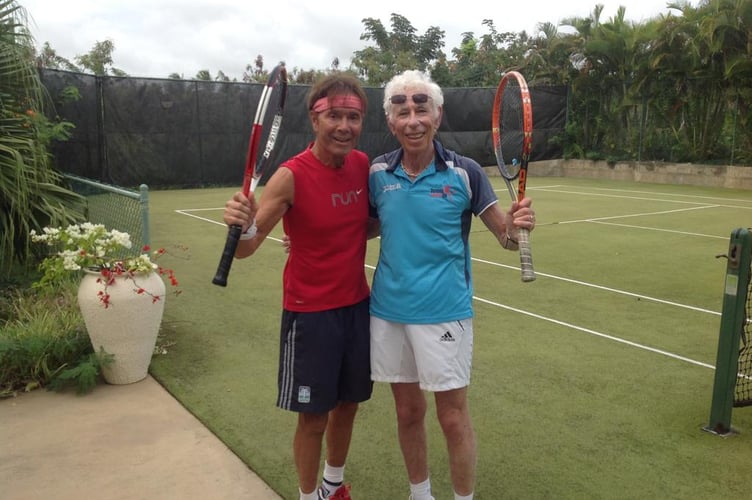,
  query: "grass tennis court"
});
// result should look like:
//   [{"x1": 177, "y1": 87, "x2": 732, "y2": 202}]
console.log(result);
[{"x1": 147, "y1": 175, "x2": 752, "y2": 499}]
